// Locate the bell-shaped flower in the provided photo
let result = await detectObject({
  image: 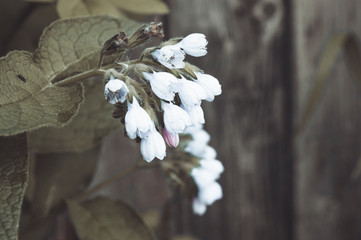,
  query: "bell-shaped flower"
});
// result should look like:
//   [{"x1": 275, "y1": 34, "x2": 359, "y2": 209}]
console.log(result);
[
  {"x1": 181, "y1": 104, "x2": 205, "y2": 125},
  {"x1": 177, "y1": 77, "x2": 206, "y2": 109},
  {"x1": 191, "y1": 166, "x2": 220, "y2": 189},
  {"x1": 162, "y1": 128, "x2": 179, "y2": 148},
  {"x1": 104, "y1": 79, "x2": 129, "y2": 104},
  {"x1": 198, "y1": 181, "x2": 223, "y2": 206},
  {"x1": 199, "y1": 159, "x2": 224, "y2": 177},
  {"x1": 177, "y1": 33, "x2": 208, "y2": 57},
  {"x1": 194, "y1": 72, "x2": 222, "y2": 102},
  {"x1": 140, "y1": 125, "x2": 166, "y2": 162},
  {"x1": 162, "y1": 101, "x2": 192, "y2": 135},
  {"x1": 151, "y1": 45, "x2": 185, "y2": 69},
  {"x1": 125, "y1": 97, "x2": 153, "y2": 139},
  {"x1": 192, "y1": 198, "x2": 207, "y2": 216},
  {"x1": 143, "y1": 72, "x2": 177, "y2": 101}
]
